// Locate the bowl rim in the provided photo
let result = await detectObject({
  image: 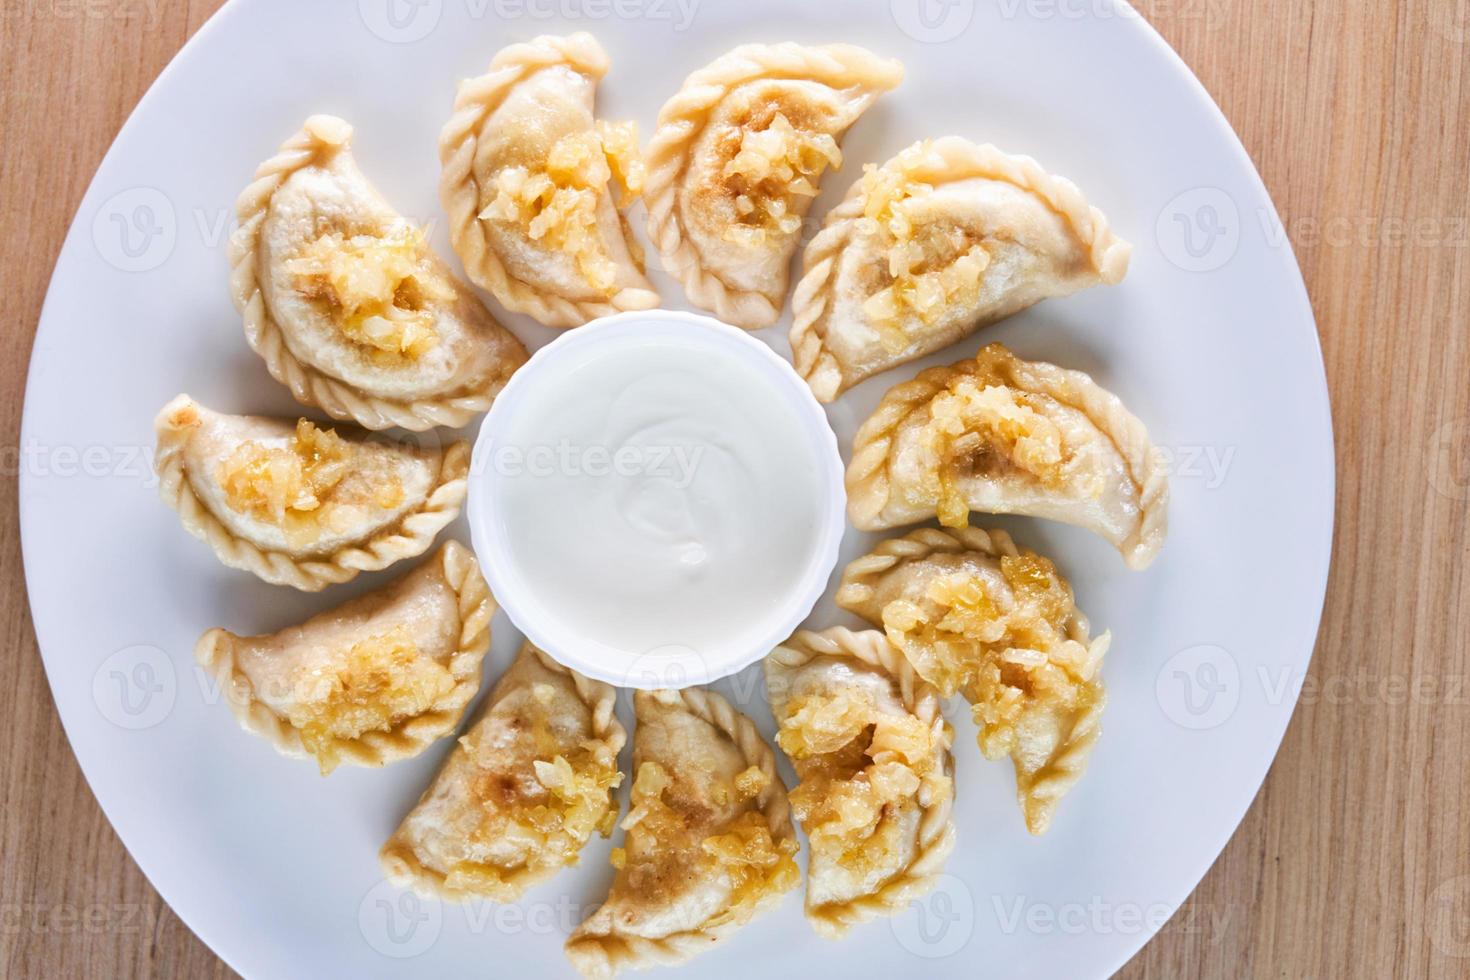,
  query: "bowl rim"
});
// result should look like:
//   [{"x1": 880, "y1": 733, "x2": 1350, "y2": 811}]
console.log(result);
[{"x1": 466, "y1": 308, "x2": 849, "y2": 690}]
